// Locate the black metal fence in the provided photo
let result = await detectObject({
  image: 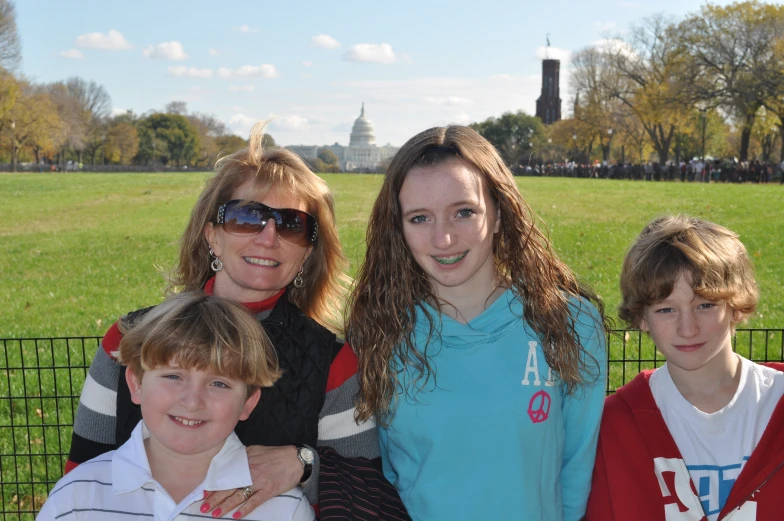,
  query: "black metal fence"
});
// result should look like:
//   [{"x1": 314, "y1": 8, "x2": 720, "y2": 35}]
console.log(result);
[{"x1": 2, "y1": 329, "x2": 783, "y2": 519}]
